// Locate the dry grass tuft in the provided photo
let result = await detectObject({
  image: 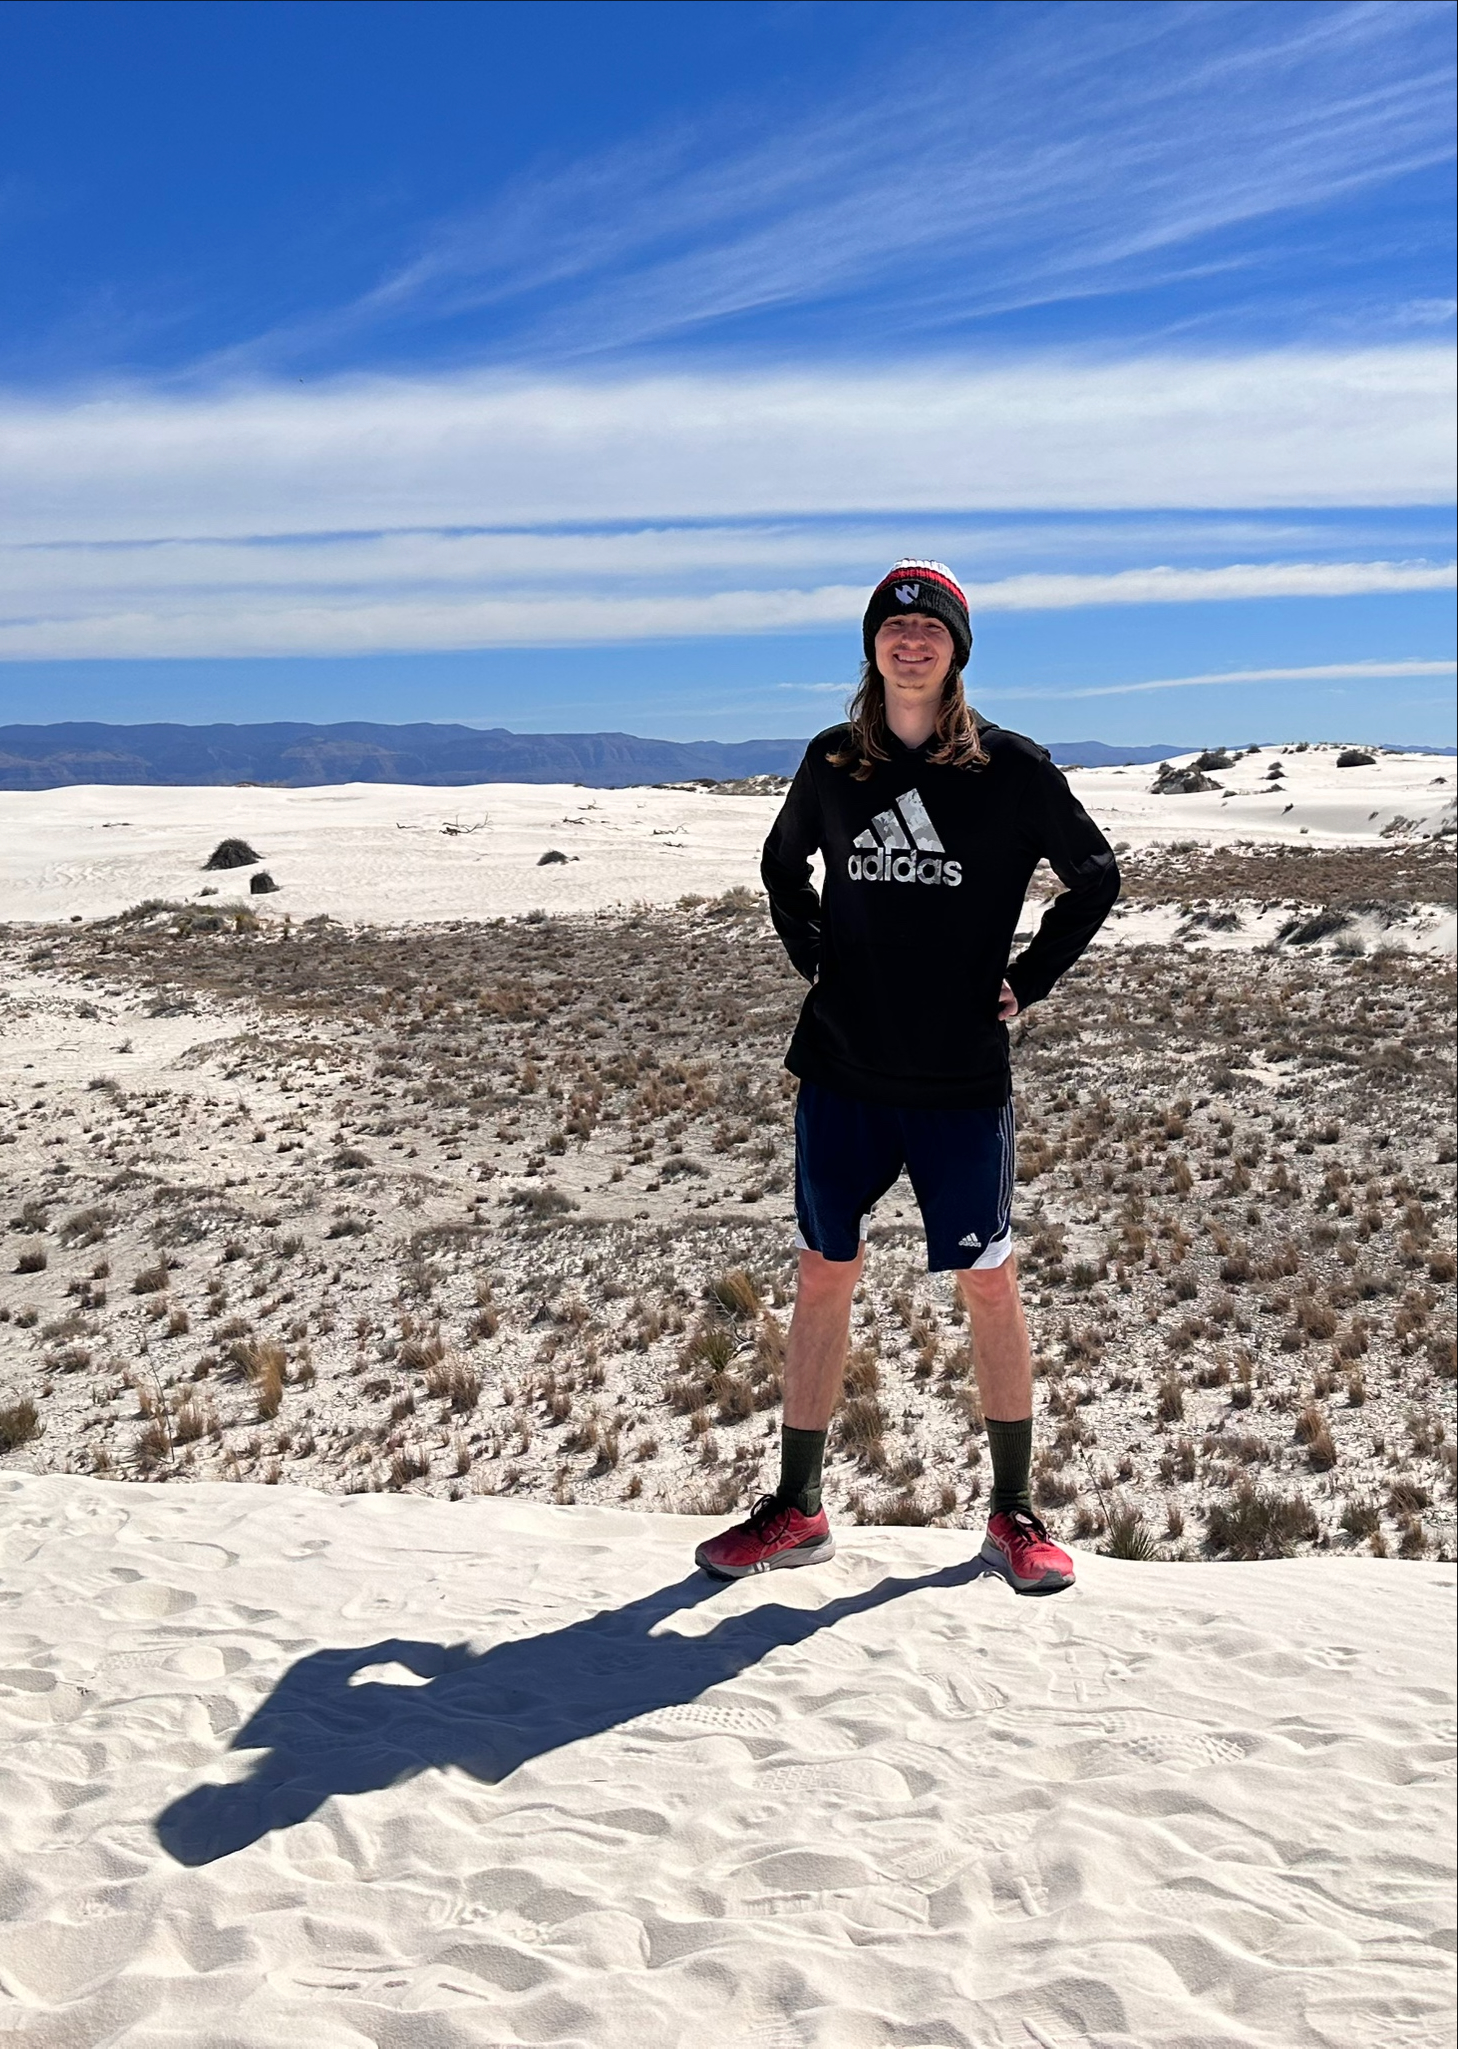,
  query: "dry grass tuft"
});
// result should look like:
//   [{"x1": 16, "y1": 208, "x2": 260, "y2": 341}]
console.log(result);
[
  {"x1": 708, "y1": 1267, "x2": 761, "y2": 1318},
  {"x1": 424, "y1": 1356, "x2": 482, "y2": 1413},
  {"x1": 1204, "y1": 1483, "x2": 1318, "y2": 1560},
  {"x1": 0, "y1": 1397, "x2": 42, "y2": 1451}
]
